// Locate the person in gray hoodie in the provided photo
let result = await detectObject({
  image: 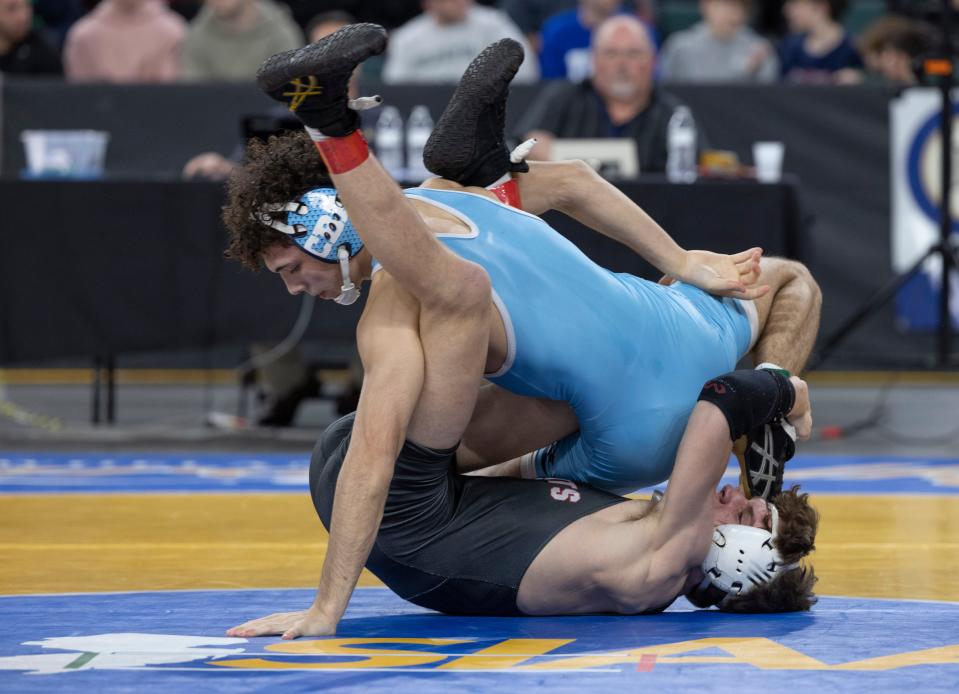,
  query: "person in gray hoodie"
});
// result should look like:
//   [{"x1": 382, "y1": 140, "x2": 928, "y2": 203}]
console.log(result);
[
  {"x1": 181, "y1": 0, "x2": 302, "y2": 81},
  {"x1": 660, "y1": 0, "x2": 778, "y2": 83}
]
